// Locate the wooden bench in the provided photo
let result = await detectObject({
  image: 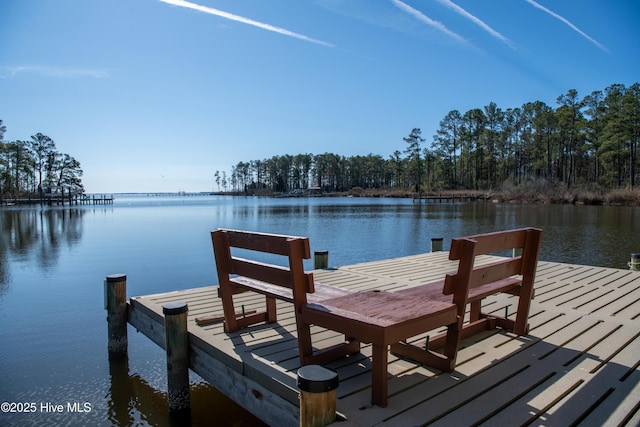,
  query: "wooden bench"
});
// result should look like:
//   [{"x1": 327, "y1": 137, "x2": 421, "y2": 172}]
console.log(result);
[
  {"x1": 301, "y1": 227, "x2": 542, "y2": 407},
  {"x1": 390, "y1": 227, "x2": 543, "y2": 363},
  {"x1": 211, "y1": 229, "x2": 360, "y2": 361}
]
